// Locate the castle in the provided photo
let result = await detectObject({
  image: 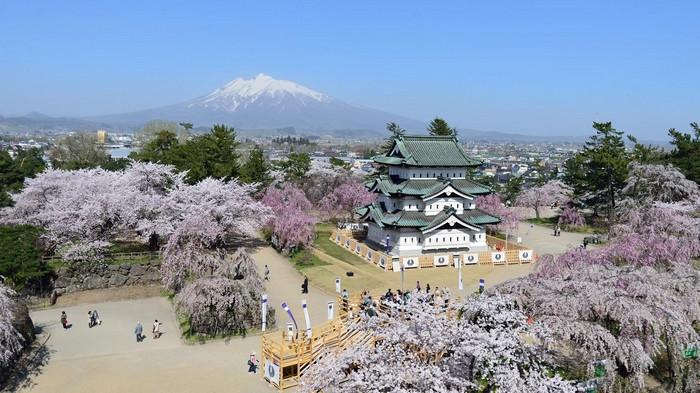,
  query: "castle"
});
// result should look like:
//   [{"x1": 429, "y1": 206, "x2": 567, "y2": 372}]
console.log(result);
[{"x1": 356, "y1": 135, "x2": 501, "y2": 259}]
